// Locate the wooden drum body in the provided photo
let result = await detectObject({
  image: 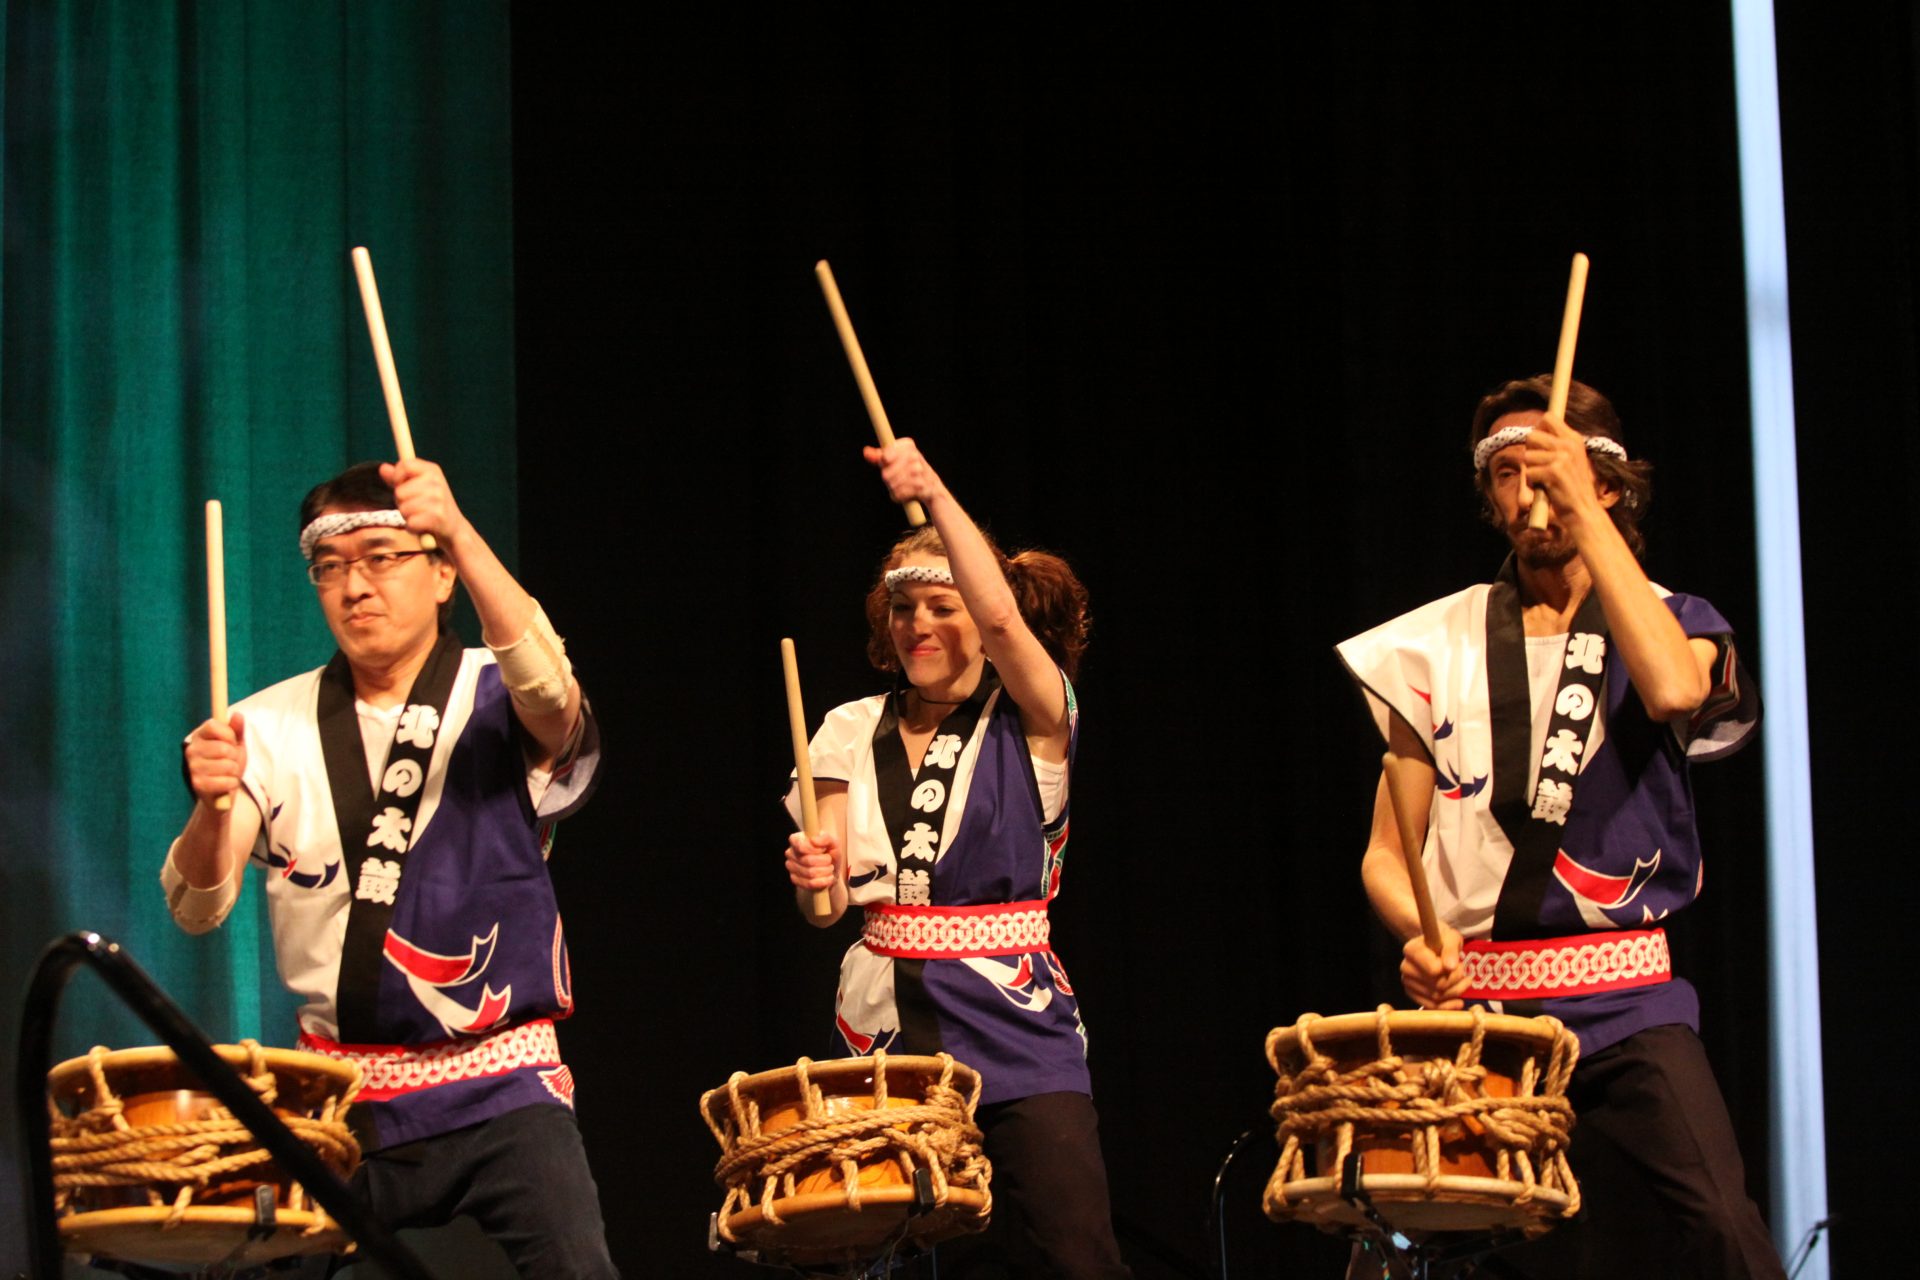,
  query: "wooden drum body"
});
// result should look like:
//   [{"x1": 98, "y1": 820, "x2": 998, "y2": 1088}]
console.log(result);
[
  {"x1": 47, "y1": 1042, "x2": 362, "y2": 1266},
  {"x1": 1264, "y1": 1008, "x2": 1580, "y2": 1237},
  {"x1": 701, "y1": 1052, "x2": 992, "y2": 1266}
]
